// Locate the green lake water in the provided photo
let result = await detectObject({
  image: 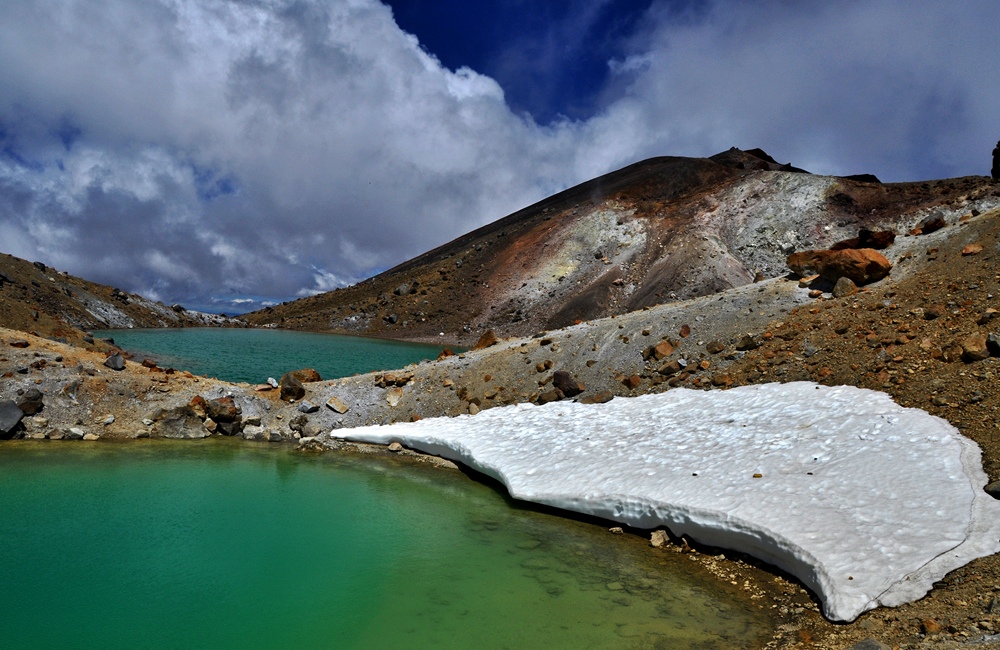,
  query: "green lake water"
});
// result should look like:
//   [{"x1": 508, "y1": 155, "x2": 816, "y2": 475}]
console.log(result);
[
  {"x1": 0, "y1": 441, "x2": 770, "y2": 649},
  {"x1": 93, "y1": 328, "x2": 452, "y2": 384}
]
